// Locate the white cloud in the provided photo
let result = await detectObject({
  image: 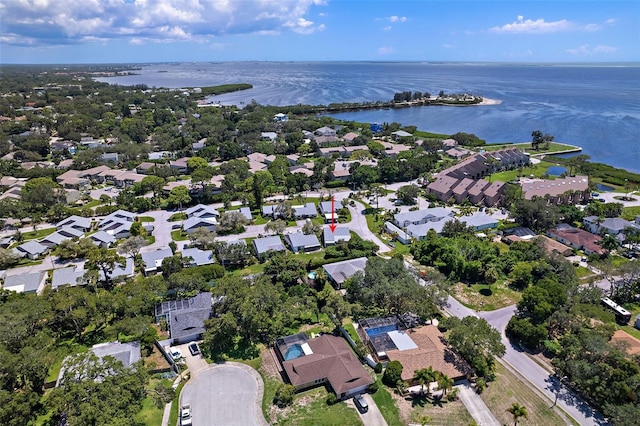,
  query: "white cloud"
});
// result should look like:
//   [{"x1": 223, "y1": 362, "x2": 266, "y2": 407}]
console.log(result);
[
  {"x1": 0, "y1": 0, "x2": 327, "y2": 46},
  {"x1": 566, "y1": 44, "x2": 618, "y2": 56},
  {"x1": 443, "y1": 43, "x2": 454, "y2": 49},
  {"x1": 490, "y1": 16, "x2": 616, "y2": 34},
  {"x1": 378, "y1": 46, "x2": 394, "y2": 55},
  {"x1": 383, "y1": 26, "x2": 392, "y2": 31},
  {"x1": 490, "y1": 16, "x2": 573, "y2": 33},
  {"x1": 389, "y1": 16, "x2": 407, "y2": 23}
]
